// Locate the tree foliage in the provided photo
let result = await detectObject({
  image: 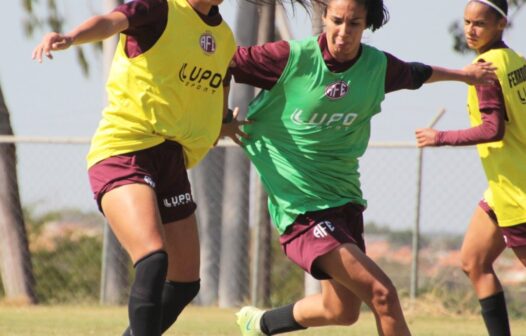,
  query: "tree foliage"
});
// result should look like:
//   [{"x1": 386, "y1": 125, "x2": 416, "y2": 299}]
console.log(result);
[
  {"x1": 450, "y1": 0, "x2": 525, "y2": 53},
  {"x1": 21, "y1": 0, "x2": 96, "y2": 76}
]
